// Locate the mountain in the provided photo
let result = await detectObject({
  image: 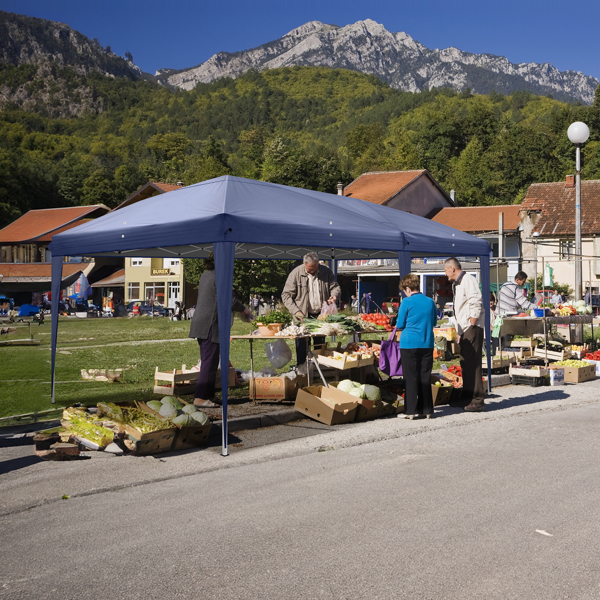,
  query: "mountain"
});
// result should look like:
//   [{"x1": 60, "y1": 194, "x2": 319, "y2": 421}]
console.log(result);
[
  {"x1": 157, "y1": 19, "x2": 599, "y2": 104},
  {"x1": 0, "y1": 11, "x2": 149, "y2": 116}
]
